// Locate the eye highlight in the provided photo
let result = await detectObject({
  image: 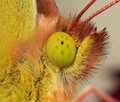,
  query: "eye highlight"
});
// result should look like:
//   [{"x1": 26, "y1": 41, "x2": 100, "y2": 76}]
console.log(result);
[{"x1": 46, "y1": 32, "x2": 76, "y2": 68}]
